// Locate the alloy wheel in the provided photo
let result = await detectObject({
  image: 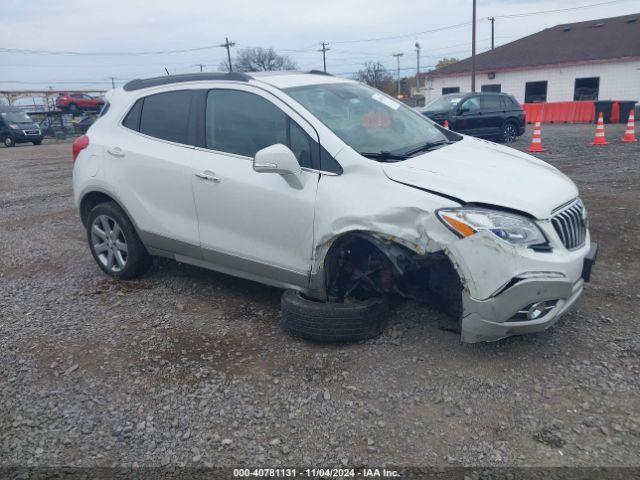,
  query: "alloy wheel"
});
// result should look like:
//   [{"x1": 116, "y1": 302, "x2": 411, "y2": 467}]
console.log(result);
[
  {"x1": 90, "y1": 214, "x2": 128, "y2": 273},
  {"x1": 503, "y1": 124, "x2": 517, "y2": 142}
]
